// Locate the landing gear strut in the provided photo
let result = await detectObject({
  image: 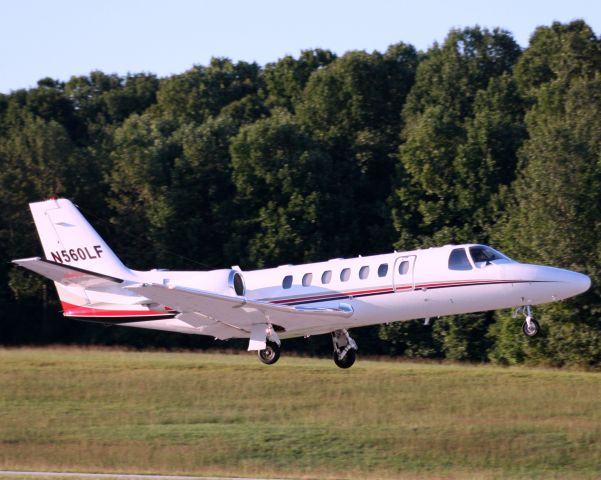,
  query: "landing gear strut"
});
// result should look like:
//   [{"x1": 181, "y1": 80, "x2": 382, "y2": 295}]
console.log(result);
[
  {"x1": 332, "y1": 329, "x2": 358, "y2": 369},
  {"x1": 258, "y1": 340, "x2": 281, "y2": 365},
  {"x1": 514, "y1": 305, "x2": 540, "y2": 337}
]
